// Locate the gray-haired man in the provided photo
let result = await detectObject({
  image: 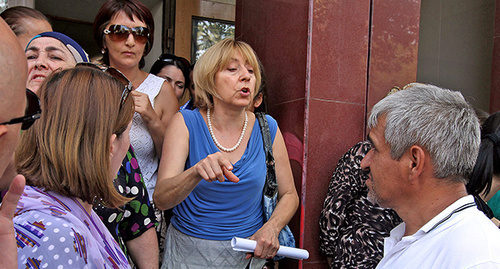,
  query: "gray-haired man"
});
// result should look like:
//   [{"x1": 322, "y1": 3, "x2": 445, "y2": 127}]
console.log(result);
[{"x1": 361, "y1": 83, "x2": 500, "y2": 268}]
